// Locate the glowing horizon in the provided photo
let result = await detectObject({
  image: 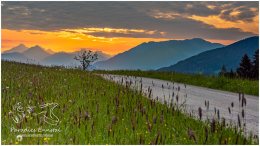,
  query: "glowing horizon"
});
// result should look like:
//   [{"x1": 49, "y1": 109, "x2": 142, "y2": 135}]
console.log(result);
[
  {"x1": 1, "y1": 28, "x2": 245, "y2": 55},
  {"x1": 1, "y1": 1, "x2": 258, "y2": 55}
]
